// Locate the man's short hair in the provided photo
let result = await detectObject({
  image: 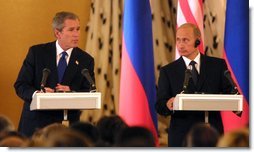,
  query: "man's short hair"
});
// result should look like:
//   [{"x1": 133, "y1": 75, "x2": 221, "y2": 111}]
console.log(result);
[
  {"x1": 177, "y1": 23, "x2": 201, "y2": 38},
  {"x1": 52, "y1": 11, "x2": 79, "y2": 31}
]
